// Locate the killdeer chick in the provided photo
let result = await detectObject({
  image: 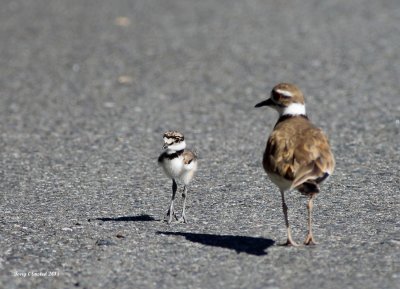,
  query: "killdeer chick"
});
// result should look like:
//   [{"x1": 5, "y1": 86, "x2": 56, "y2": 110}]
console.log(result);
[
  {"x1": 255, "y1": 83, "x2": 335, "y2": 246},
  {"x1": 158, "y1": 131, "x2": 198, "y2": 224}
]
